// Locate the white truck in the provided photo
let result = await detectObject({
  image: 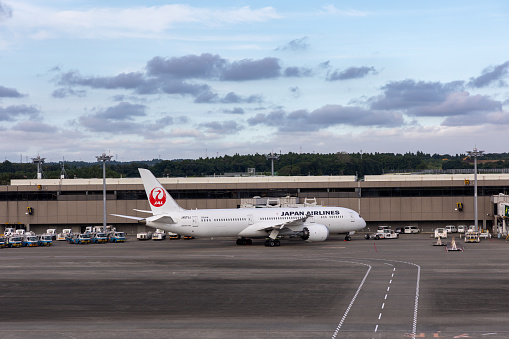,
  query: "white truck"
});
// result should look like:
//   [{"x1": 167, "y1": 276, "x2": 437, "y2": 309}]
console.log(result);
[
  {"x1": 152, "y1": 229, "x2": 166, "y2": 240},
  {"x1": 365, "y1": 228, "x2": 399, "y2": 240},
  {"x1": 57, "y1": 229, "x2": 73, "y2": 241},
  {"x1": 46, "y1": 229, "x2": 57, "y2": 240},
  {"x1": 137, "y1": 231, "x2": 153, "y2": 240},
  {"x1": 434, "y1": 228, "x2": 447, "y2": 239}
]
